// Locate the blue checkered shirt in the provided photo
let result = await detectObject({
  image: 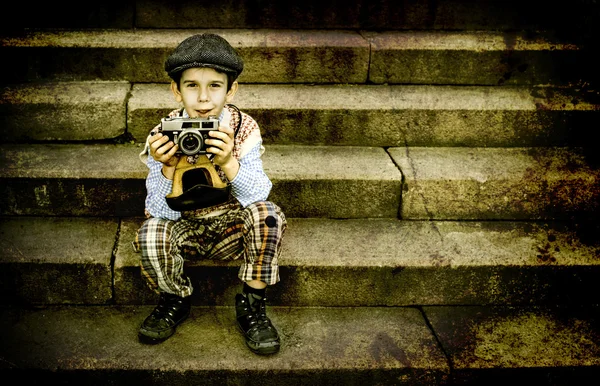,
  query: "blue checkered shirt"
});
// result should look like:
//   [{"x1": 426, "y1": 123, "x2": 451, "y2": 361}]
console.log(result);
[
  {"x1": 145, "y1": 142, "x2": 272, "y2": 220},
  {"x1": 144, "y1": 106, "x2": 272, "y2": 220}
]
